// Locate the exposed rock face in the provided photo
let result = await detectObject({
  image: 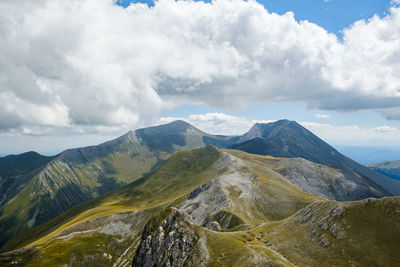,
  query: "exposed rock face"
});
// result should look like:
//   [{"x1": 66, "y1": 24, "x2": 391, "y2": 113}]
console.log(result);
[
  {"x1": 181, "y1": 152, "x2": 320, "y2": 227},
  {"x1": 132, "y1": 208, "x2": 209, "y2": 267},
  {"x1": 275, "y1": 157, "x2": 388, "y2": 201},
  {"x1": 203, "y1": 221, "x2": 221, "y2": 232},
  {"x1": 293, "y1": 201, "x2": 347, "y2": 247}
]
